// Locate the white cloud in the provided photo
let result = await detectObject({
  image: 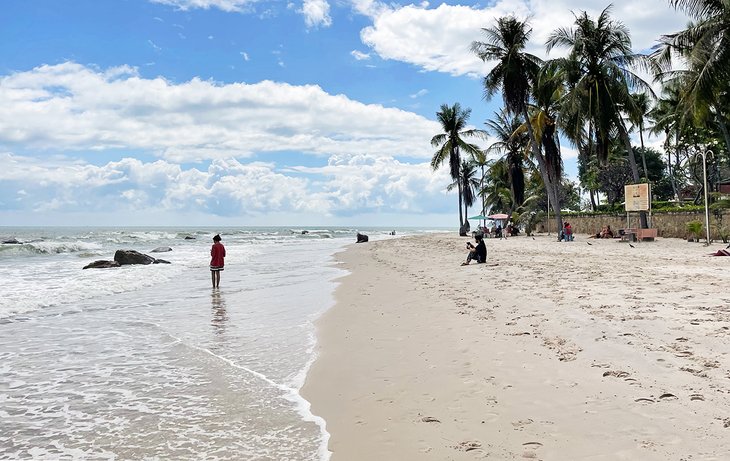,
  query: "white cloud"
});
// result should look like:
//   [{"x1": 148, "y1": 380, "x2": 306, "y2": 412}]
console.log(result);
[
  {"x1": 0, "y1": 62, "x2": 443, "y2": 162},
  {"x1": 149, "y1": 0, "x2": 254, "y2": 13},
  {"x1": 0, "y1": 152, "x2": 454, "y2": 218},
  {"x1": 148, "y1": 39, "x2": 162, "y2": 52},
  {"x1": 410, "y1": 89, "x2": 428, "y2": 98},
  {"x1": 300, "y1": 0, "x2": 332, "y2": 28},
  {"x1": 240, "y1": 51, "x2": 250, "y2": 61},
  {"x1": 356, "y1": 0, "x2": 689, "y2": 77},
  {"x1": 350, "y1": 50, "x2": 370, "y2": 60}
]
